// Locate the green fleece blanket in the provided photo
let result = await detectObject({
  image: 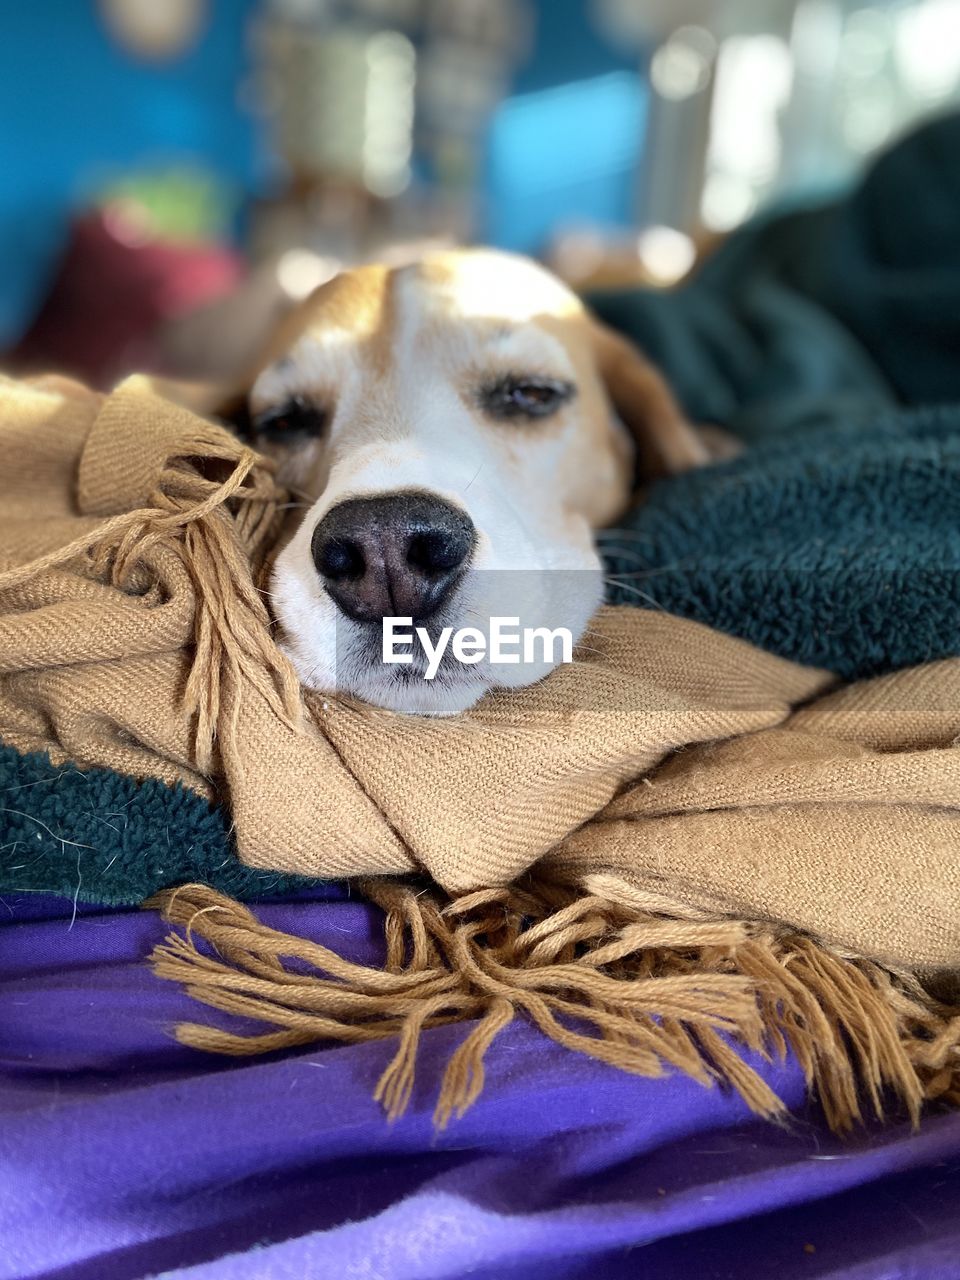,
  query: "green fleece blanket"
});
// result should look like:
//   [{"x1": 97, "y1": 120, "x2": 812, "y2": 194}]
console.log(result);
[
  {"x1": 597, "y1": 110, "x2": 960, "y2": 677},
  {"x1": 3, "y1": 113, "x2": 960, "y2": 905}
]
